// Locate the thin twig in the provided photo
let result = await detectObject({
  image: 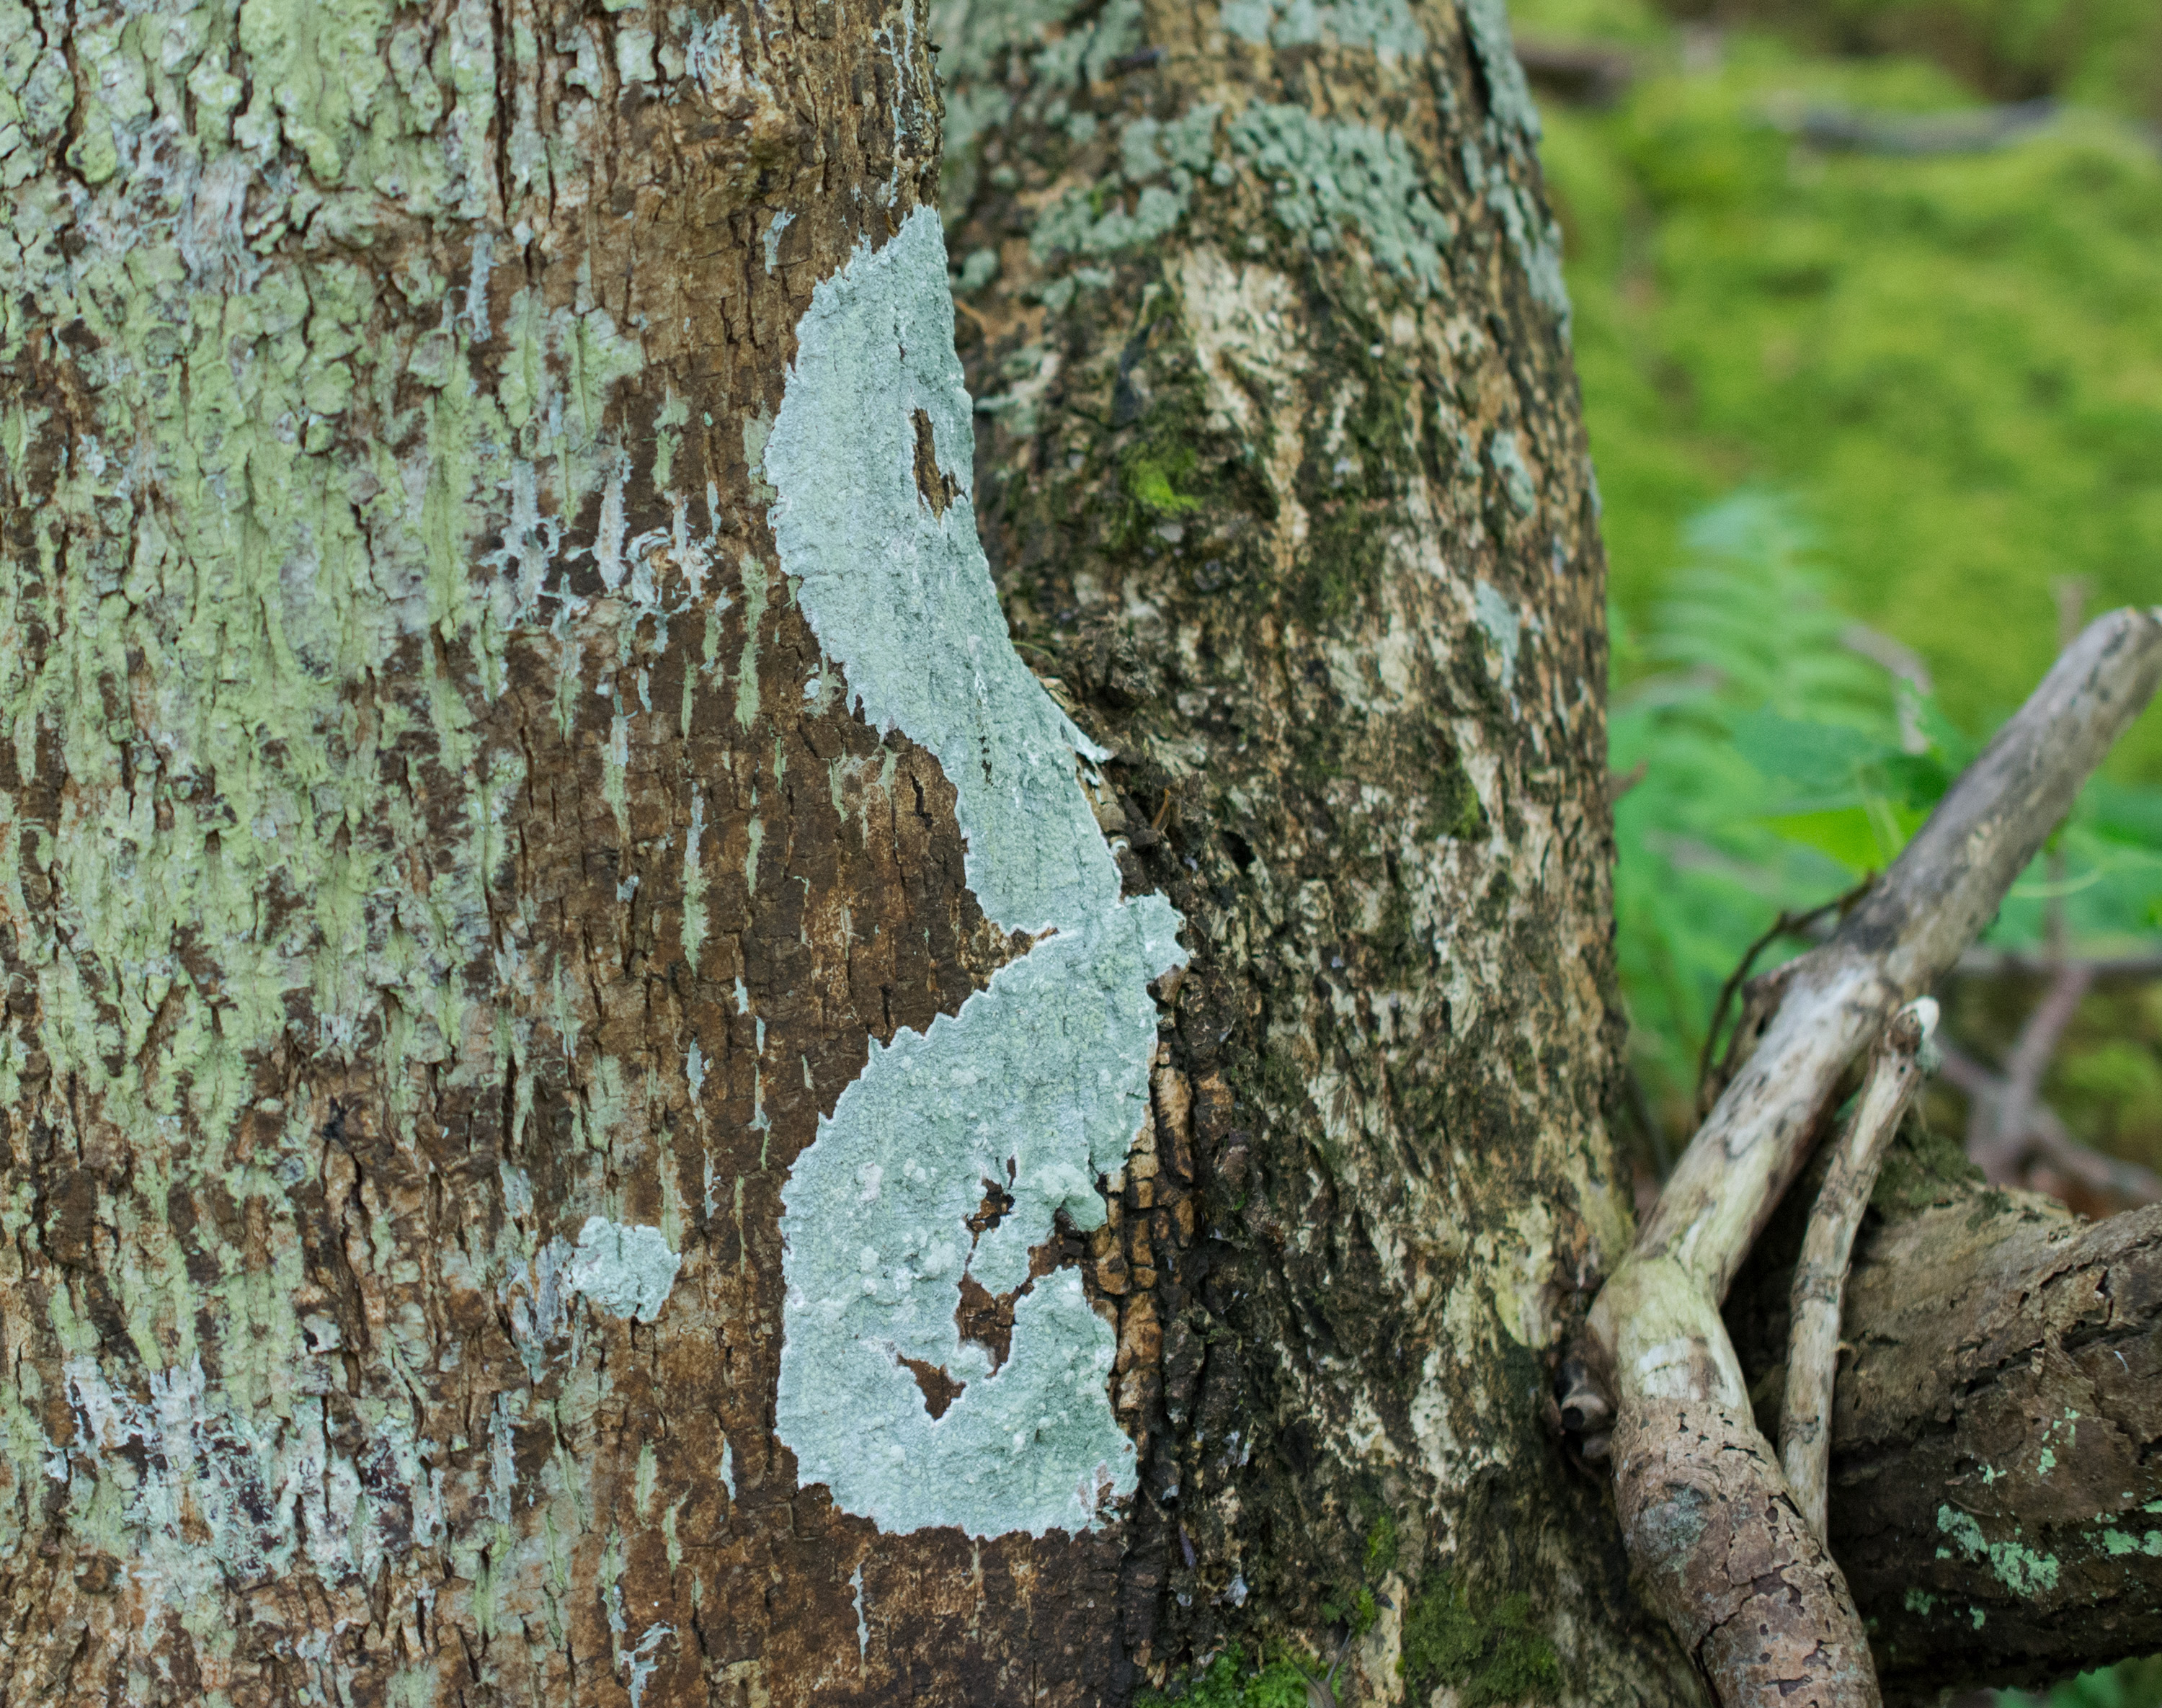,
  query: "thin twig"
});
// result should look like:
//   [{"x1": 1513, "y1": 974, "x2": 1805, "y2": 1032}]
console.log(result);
[
  {"x1": 1938, "y1": 1041, "x2": 2162, "y2": 1205},
  {"x1": 1780, "y1": 999, "x2": 1937, "y2": 1539},
  {"x1": 1696, "y1": 879, "x2": 1872, "y2": 1113},
  {"x1": 1970, "y1": 963, "x2": 2093, "y2": 1183}
]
